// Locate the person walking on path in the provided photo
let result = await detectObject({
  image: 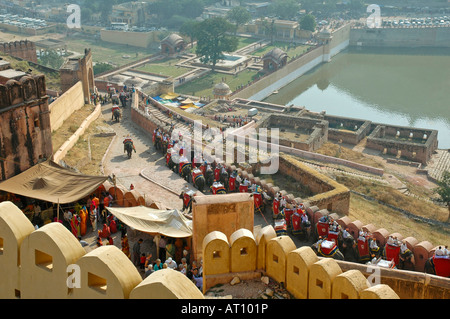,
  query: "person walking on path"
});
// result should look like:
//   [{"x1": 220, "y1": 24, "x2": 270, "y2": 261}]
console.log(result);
[{"x1": 132, "y1": 238, "x2": 143, "y2": 267}]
